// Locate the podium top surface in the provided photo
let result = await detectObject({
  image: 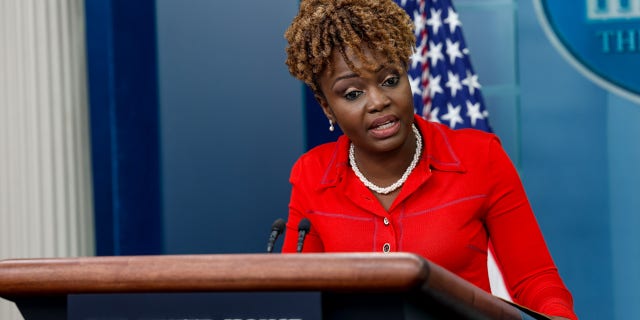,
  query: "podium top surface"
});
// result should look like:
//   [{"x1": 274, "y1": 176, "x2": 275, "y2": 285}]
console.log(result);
[
  {"x1": 0, "y1": 252, "x2": 429, "y2": 295},
  {"x1": 0, "y1": 252, "x2": 532, "y2": 320}
]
